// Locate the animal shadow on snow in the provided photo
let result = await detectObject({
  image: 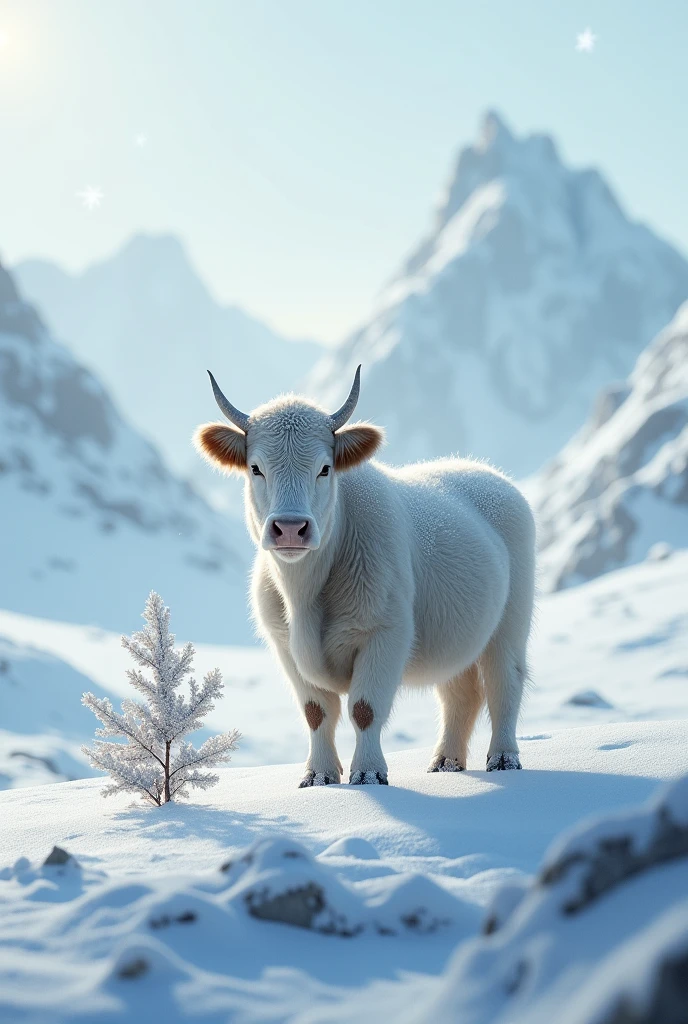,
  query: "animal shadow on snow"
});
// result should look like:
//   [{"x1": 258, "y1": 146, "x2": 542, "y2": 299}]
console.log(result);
[
  {"x1": 99, "y1": 770, "x2": 663, "y2": 989},
  {"x1": 354, "y1": 769, "x2": 663, "y2": 871},
  {"x1": 110, "y1": 770, "x2": 661, "y2": 875},
  {"x1": 109, "y1": 802, "x2": 294, "y2": 855}
]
